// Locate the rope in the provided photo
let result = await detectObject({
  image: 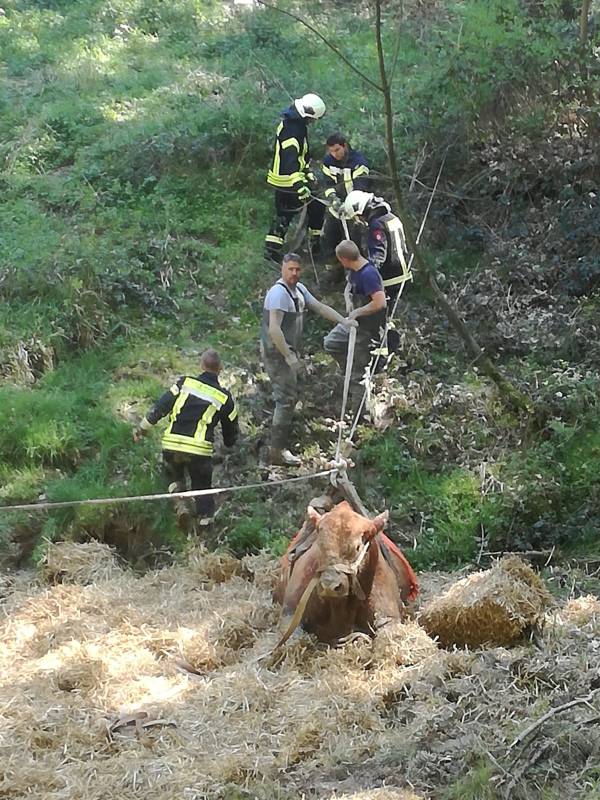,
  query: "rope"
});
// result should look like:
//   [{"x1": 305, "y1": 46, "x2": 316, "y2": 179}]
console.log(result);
[
  {"x1": 335, "y1": 325, "x2": 357, "y2": 462},
  {"x1": 0, "y1": 470, "x2": 335, "y2": 514},
  {"x1": 1, "y1": 186, "x2": 350, "y2": 517},
  {"x1": 271, "y1": 576, "x2": 319, "y2": 652}
]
